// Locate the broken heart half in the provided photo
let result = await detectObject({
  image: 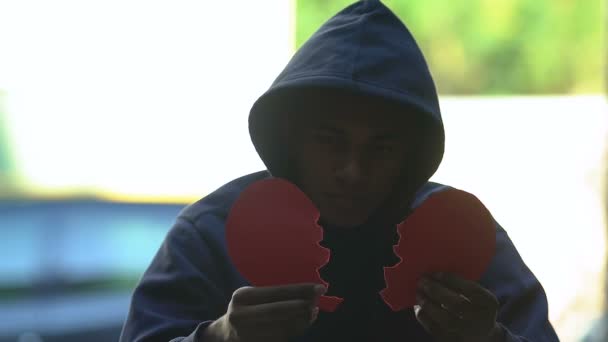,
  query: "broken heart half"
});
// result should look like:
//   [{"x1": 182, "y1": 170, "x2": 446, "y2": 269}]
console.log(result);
[
  {"x1": 380, "y1": 188, "x2": 496, "y2": 311},
  {"x1": 225, "y1": 178, "x2": 343, "y2": 312}
]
